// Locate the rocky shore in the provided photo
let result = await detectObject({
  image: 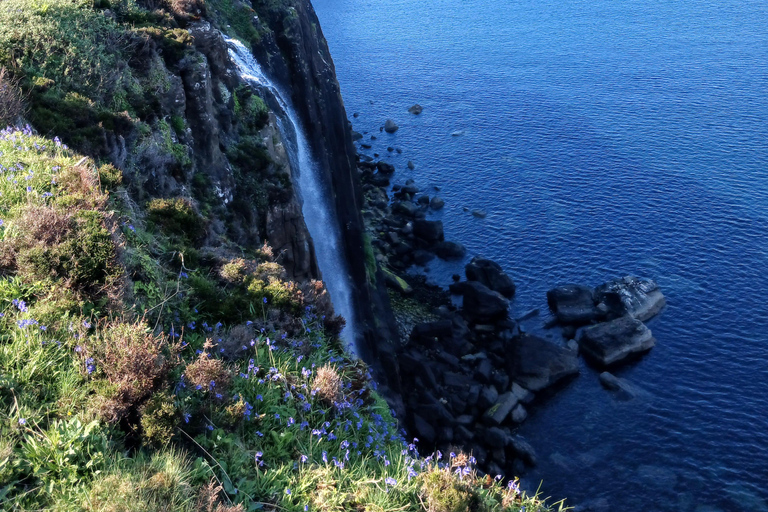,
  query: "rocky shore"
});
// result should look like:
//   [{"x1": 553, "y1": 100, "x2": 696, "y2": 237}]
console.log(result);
[{"x1": 353, "y1": 111, "x2": 666, "y2": 478}]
